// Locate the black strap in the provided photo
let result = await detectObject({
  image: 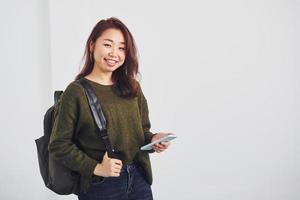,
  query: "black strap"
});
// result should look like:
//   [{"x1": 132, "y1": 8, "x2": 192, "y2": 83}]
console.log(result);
[
  {"x1": 78, "y1": 79, "x2": 116, "y2": 158},
  {"x1": 54, "y1": 91, "x2": 63, "y2": 104}
]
